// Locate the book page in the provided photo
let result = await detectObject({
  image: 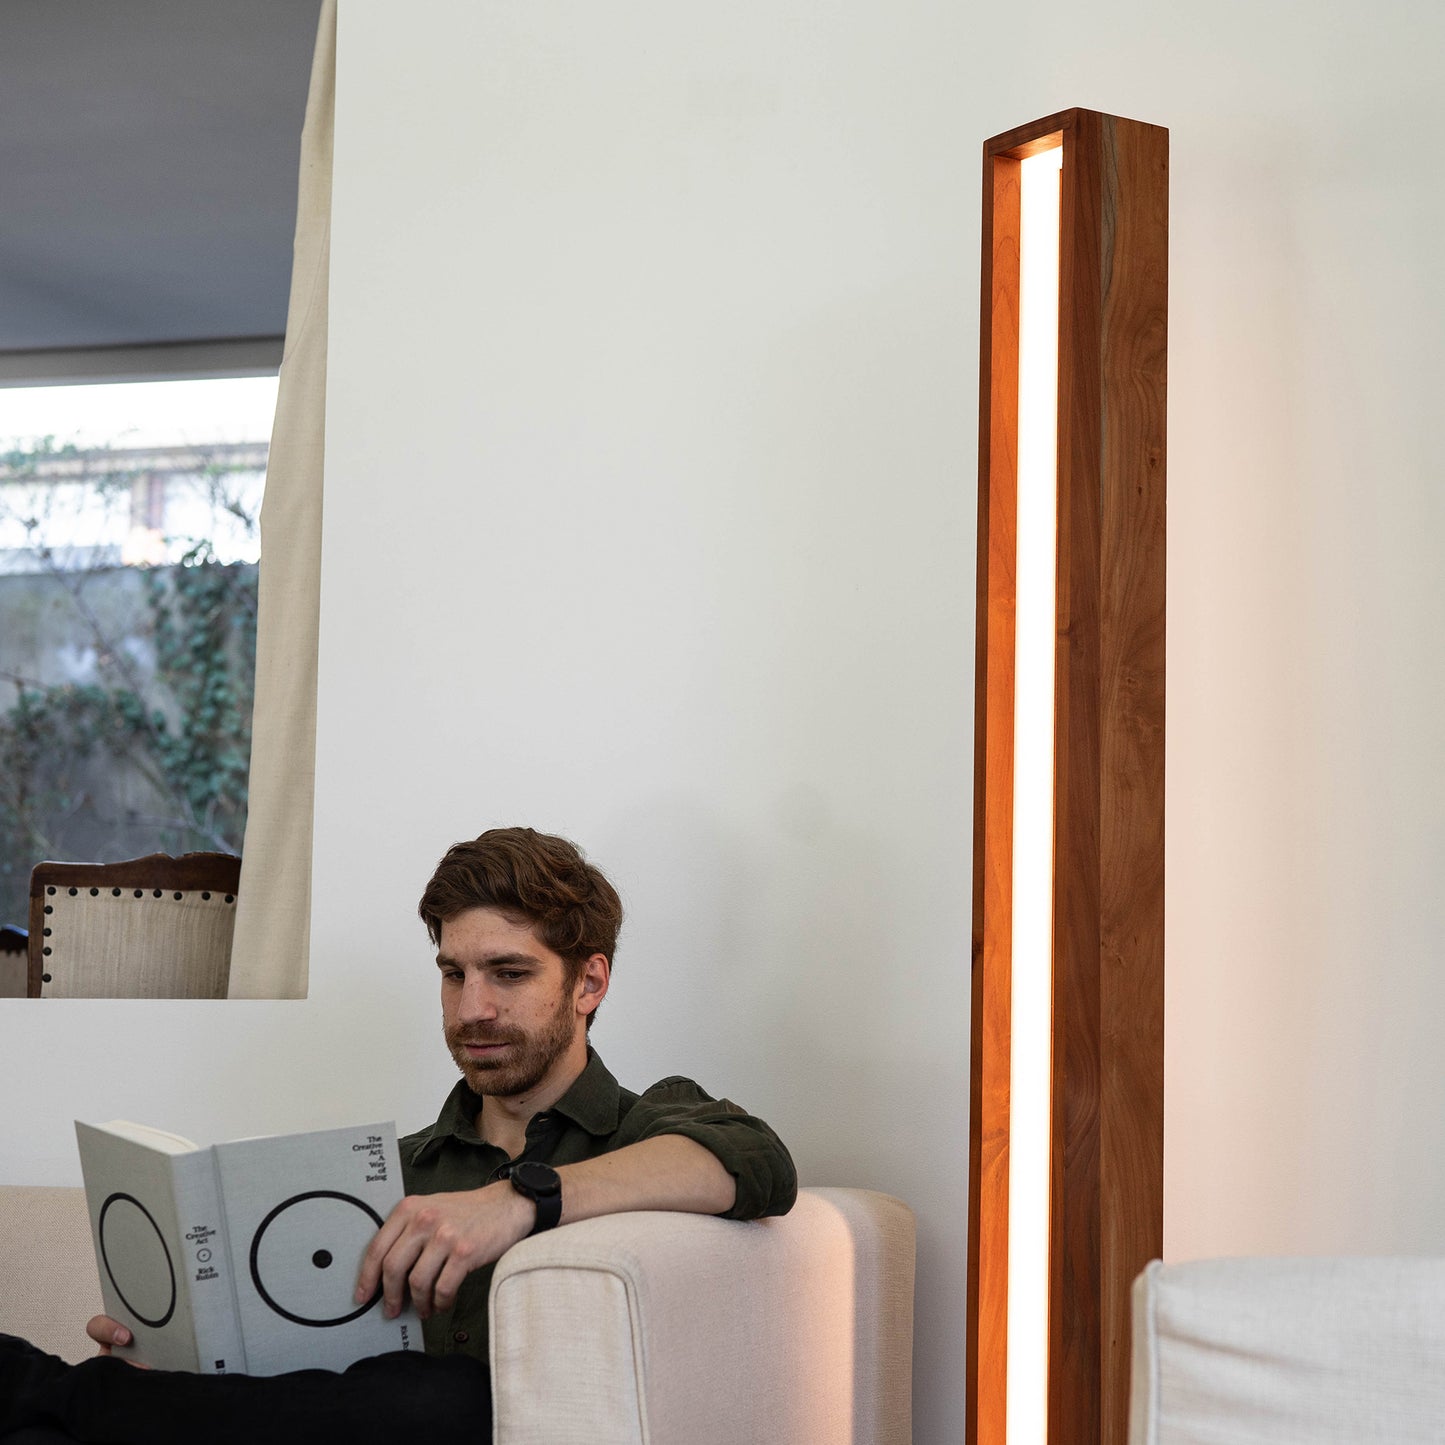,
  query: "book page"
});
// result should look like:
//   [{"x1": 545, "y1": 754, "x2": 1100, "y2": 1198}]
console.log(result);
[{"x1": 93, "y1": 1120, "x2": 200, "y2": 1154}]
